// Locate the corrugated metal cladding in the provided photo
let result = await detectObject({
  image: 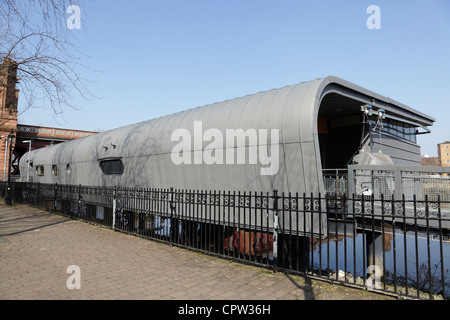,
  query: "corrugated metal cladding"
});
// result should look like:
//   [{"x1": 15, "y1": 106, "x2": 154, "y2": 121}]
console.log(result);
[{"x1": 19, "y1": 76, "x2": 435, "y2": 194}]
